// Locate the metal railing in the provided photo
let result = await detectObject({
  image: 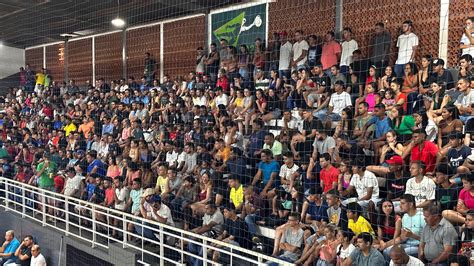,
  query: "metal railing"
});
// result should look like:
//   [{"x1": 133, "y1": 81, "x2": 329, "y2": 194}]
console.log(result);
[{"x1": 0, "y1": 177, "x2": 292, "y2": 266}]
